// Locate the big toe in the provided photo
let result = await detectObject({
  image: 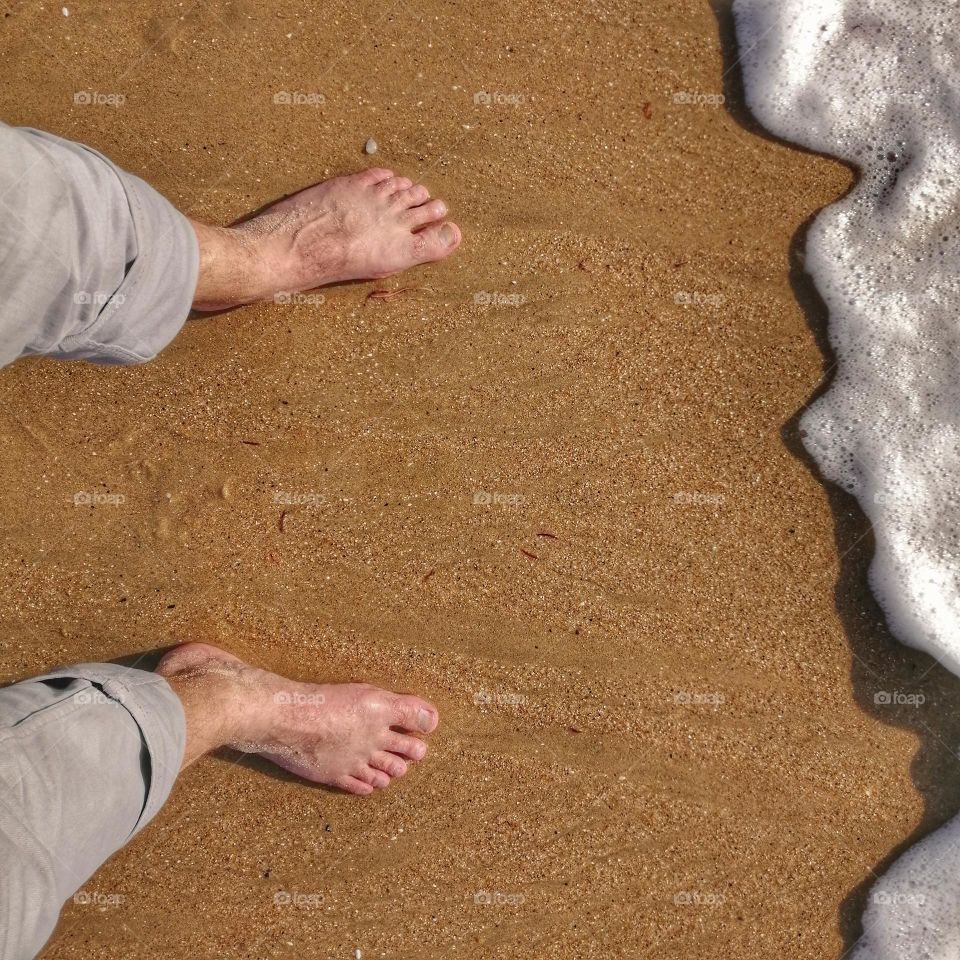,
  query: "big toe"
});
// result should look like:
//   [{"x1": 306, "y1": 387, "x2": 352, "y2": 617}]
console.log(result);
[
  {"x1": 392, "y1": 695, "x2": 440, "y2": 734},
  {"x1": 411, "y1": 221, "x2": 462, "y2": 264}
]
